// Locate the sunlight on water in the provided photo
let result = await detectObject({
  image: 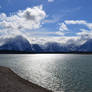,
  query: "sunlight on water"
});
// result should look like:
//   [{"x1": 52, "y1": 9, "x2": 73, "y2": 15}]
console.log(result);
[
  {"x1": 18, "y1": 54, "x2": 67, "y2": 90},
  {"x1": 0, "y1": 54, "x2": 92, "y2": 92}
]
